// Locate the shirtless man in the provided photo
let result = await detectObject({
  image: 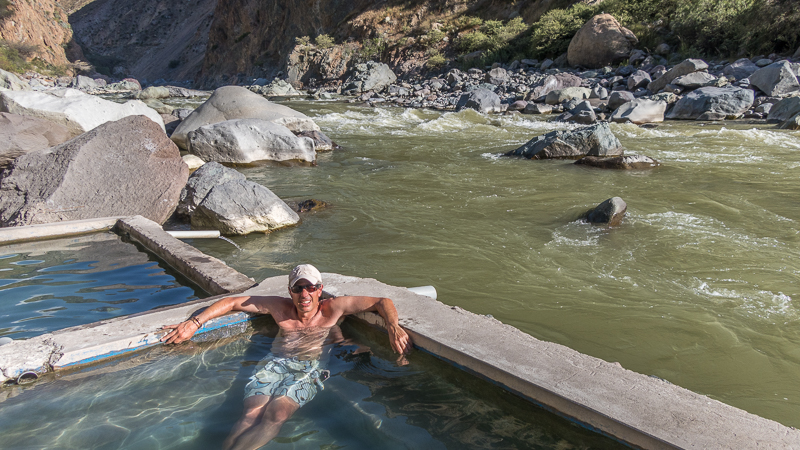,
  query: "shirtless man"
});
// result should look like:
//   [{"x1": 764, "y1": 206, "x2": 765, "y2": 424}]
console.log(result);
[{"x1": 160, "y1": 264, "x2": 412, "y2": 450}]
